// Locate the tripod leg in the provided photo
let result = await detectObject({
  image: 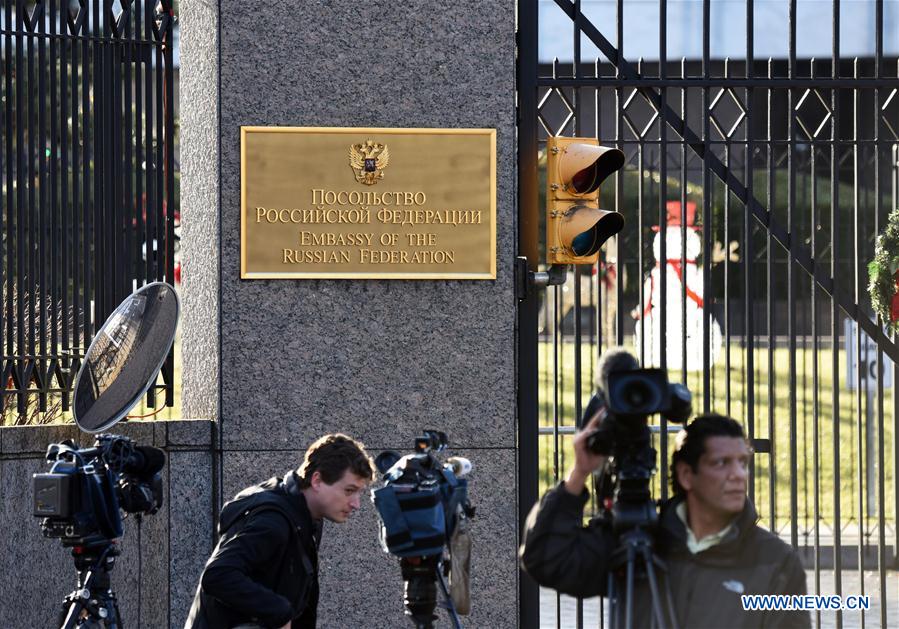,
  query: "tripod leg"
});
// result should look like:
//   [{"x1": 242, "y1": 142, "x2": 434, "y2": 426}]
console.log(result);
[
  {"x1": 104, "y1": 590, "x2": 123, "y2": 629},
  {"x1": 639, "y1": 545, "x2": 667, "y2": 629},
  {"x1": 435, "y1": 565, "x2": 463, "y2": 629},
  {"x1": 624, "y1": 544, "x2": 636, "y2": 629},
  {"x1": 61, "y1": 566, "x2": 97, "y2": 629},
  {"x1": 607, "y1": 572, "x2": 618, "y2": 629},
  {"x1": 61, "y1": 600, "x2": 85, "y2": 629},
  {"x1": 639, "y1": 546, "x2": 681, "y2": 629}
]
